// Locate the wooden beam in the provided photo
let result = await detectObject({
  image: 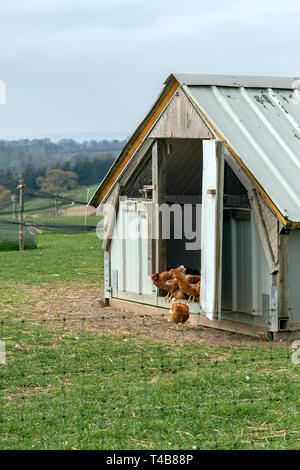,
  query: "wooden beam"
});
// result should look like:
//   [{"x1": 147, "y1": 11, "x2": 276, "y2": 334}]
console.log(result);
[
  {"x1": 223, "y1": 147, "x2": 254, "y2": 192},
  {"x1": 101, "y1": 182, "x2": 120, "y2": 252},
  {"x1": 158, "y1": 141, "x2": 167, "y2": 273},
  {"x1": 249, "y1": 188, "x2": 277, "y2": 274},
  {"x1": 152, "y1": 140, "x2": 167, "y2": 274}
]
